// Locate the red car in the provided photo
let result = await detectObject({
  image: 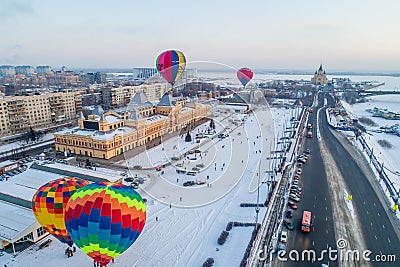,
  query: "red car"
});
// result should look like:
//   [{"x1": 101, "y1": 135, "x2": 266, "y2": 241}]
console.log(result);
[
  {"x1": 288, "y1": 201, "x2": 298, "y2": 209},
  {"x1": 155, "y1": 166, "x2": 162, "y2": 171}
]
